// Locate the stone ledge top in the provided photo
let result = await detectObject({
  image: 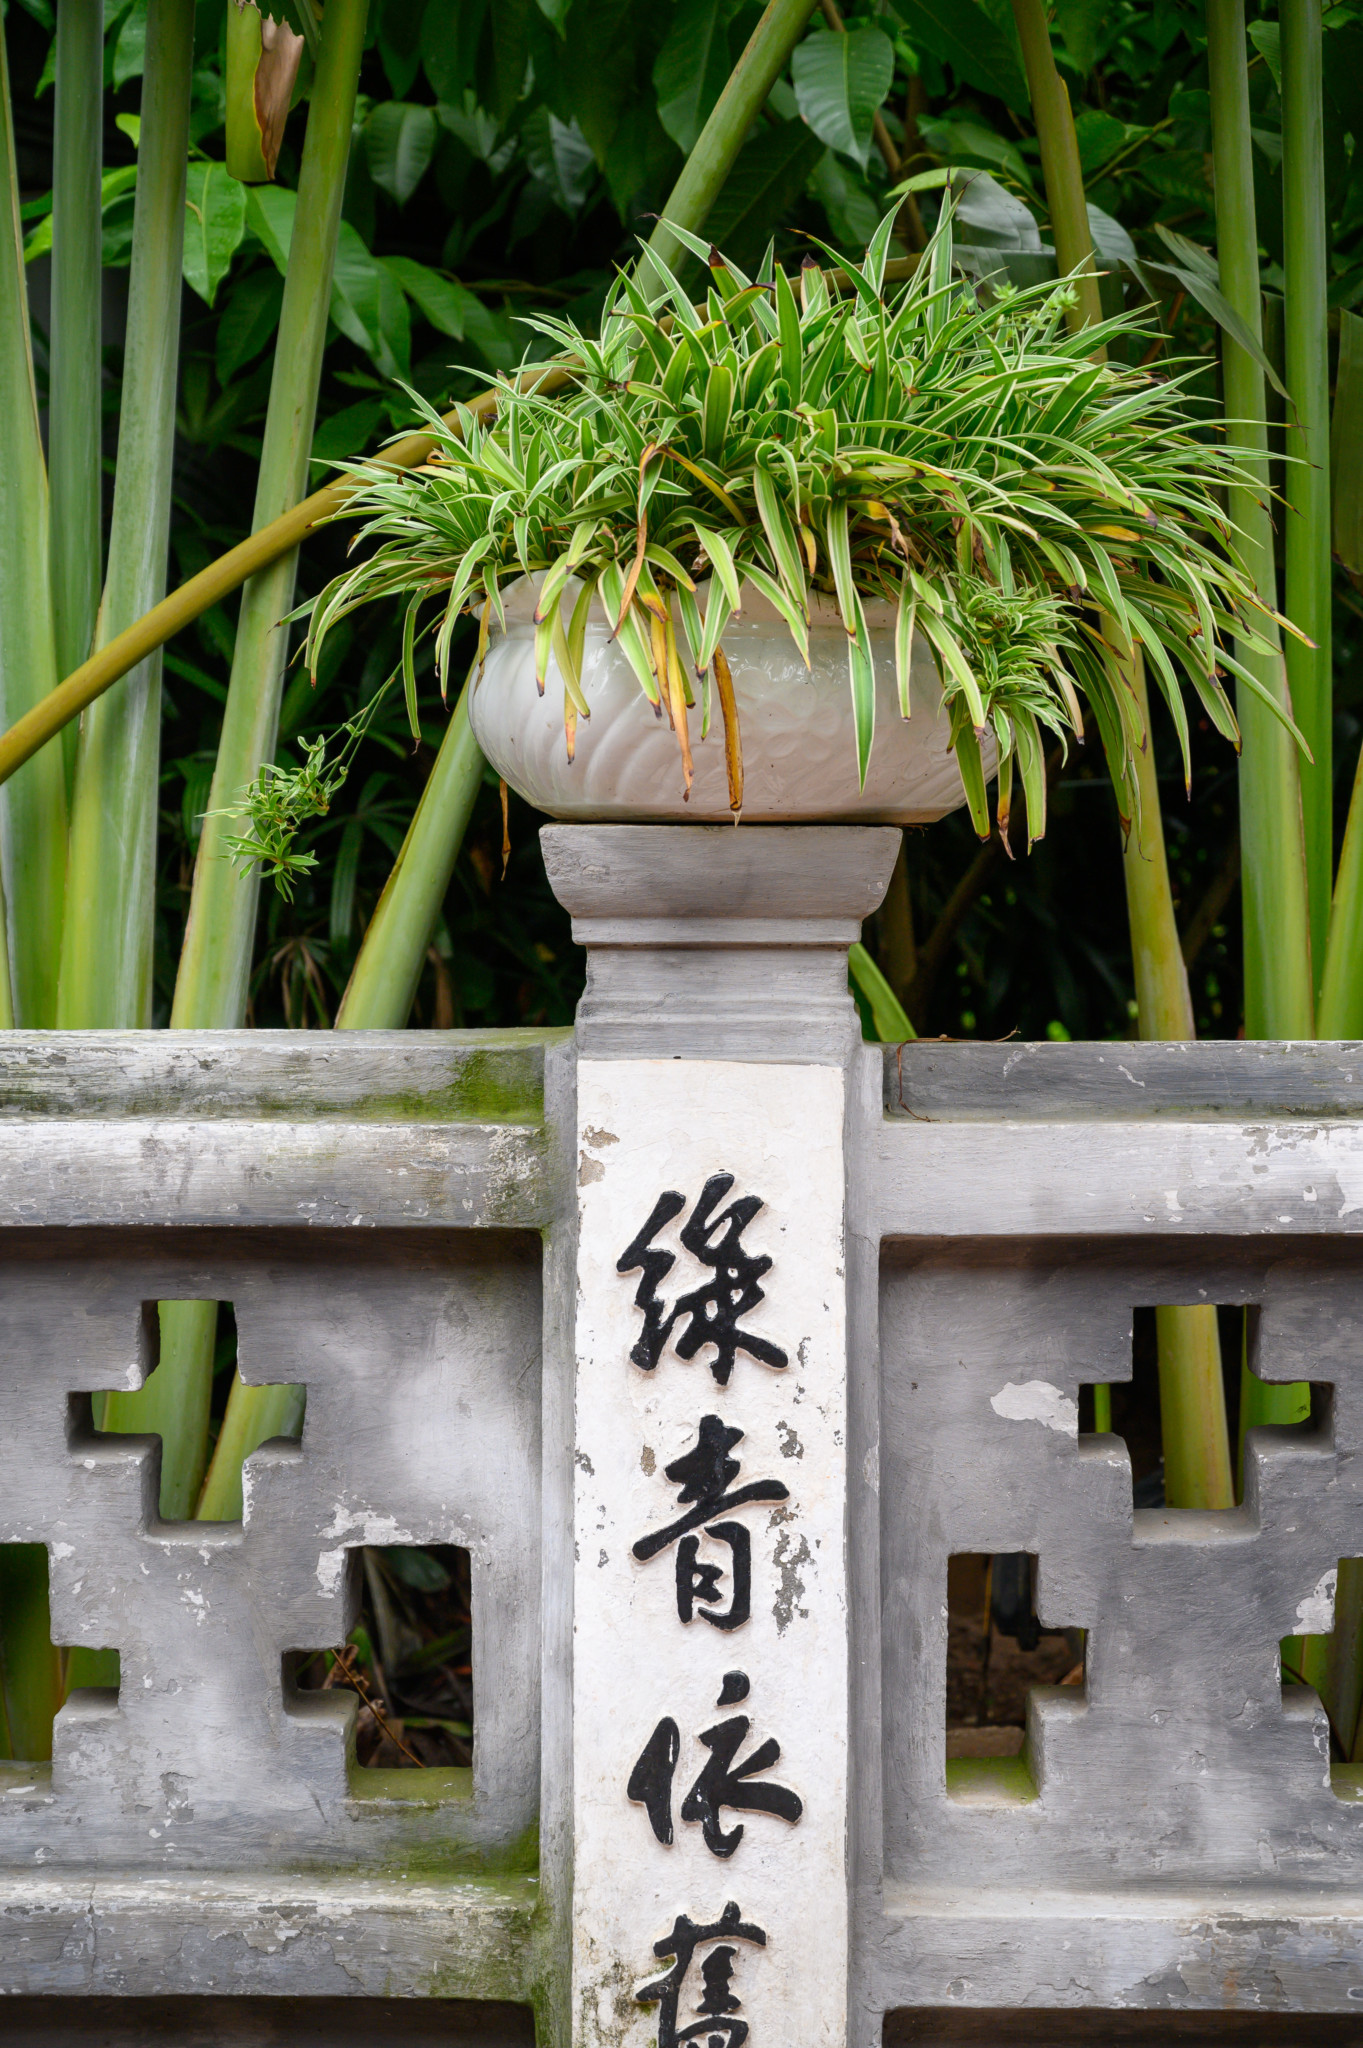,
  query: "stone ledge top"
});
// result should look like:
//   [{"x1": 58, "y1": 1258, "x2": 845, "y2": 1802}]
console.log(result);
[
  {"x1": 885, "y1": 1038, "x2": 1363, "y2": 1121},
  {"x1": 0, "y1": 1030, "x2": 562, "y2": 1124}
]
